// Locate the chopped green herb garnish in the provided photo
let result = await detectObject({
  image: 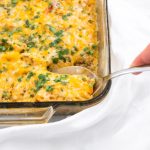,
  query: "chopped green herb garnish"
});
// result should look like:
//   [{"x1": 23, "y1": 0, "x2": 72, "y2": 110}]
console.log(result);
[
  {"x1": 28, "y1": 35, "x2": 34, "y2": 41},
  {"x1": 83, "y1": 47, "x2": 94, "y2": 55},
  {"x1": 62, "y1": 13, "x2": 72, "y2": 21},
  {"x1": 17, "y1": 77, "x2": 22, "y2": 82},
  {"x1": 38, "y1": 74, "x2": 48, "y2": 81},
  {"x1": 71, "y1": 46, "x2": 78, "y2": 55},
  {"x1": 34, "y1": 15, "x2": 40, "y2": 19},
  {"x1": 49, "y1": 25, "x2": 56, "y2": 33},
  {"x1": 15, "y1": 27, "x2": 22, "y2": 32},
  {"x1": 9, "y1": 45, "x2": 14, "y2": 51},
  {"x1": 57, "y1": 49, "x2": 69, "y2": 62},
  {"x1": 46, "y1": 85, "x2": 54, "y2": 92},
  {"x1": 25, "y1": 20, "x2": 35, "y2": 29},
  {"x1": 35, "y1": 80, "x2": 44, "y2": 92},
  {"x1": 11, "y1": 0, "x2": 18, "y2": 5},
  {"x1": 2, "y1": 91, "x2": 10, "y2": 100},
  {"x1": 0, "y1": 39, "x2": 14, "y2": 52},
  {"x1": 27, "y1": 42, "x2": 35, "y2": 48},
  {"x1": 25, "y1": 20, "x2": 30, "y2": 28},
  {"x1": 87, "y1": 50, "x2": 94, "y2": 55},
  {"x1": 83, "y1": 47, "x2": 90, "y2": 52},
  {"x1": 58, "y1": 49, "x2": 69, "y2": 56},
  {"x1": 34, "y1": 74, "x2": 49, "y2": 92},
  {"x1": 26, "y1": 72, "x2": 34, "y2": 80},
  {"x1": 52, "y1": 57, "x2": 59, "y2": 64},
  {"x1": 60, "y1": 75, "x2": 68, "y2": 80},
  {"x1": 49, "y1": 38, "x2": 61, "y2": 47},
  {"x1": 1, "y1": 39, "x2": 7, "y2": 43},
  {"x1": 92, "y1": 44, "x2": 97, "y2": 49},
  {"x1": 54, "y1": 30, "x2": 64, "y2": 37},
  {"x1": 0, "y1": 45, "x2": 6, "y2": 52},
  {"x1": 0, "y1": 67, "x2": 7, "y2": 73},
  {"x1": 54, "y1": 78, "x2": 61, "y2": 82},
  {"x1": 54, "y1": 75, "x2": 68, "y2": 84}
]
